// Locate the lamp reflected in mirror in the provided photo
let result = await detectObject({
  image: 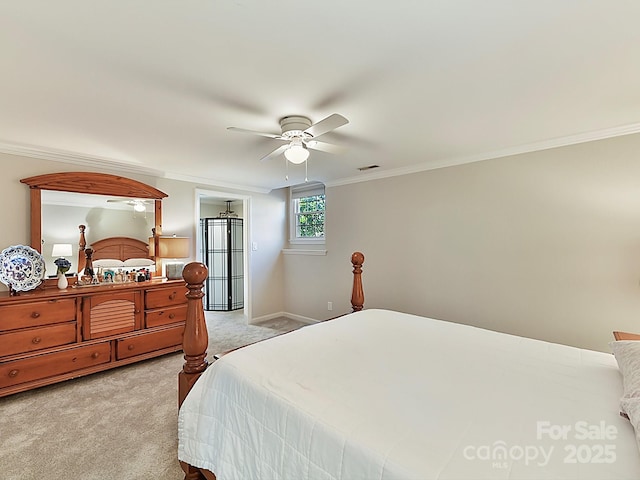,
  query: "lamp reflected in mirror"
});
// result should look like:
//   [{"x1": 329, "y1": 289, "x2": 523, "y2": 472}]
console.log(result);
[{"x1": 52, "y1": 243, "x2": 73, "y2": 259}]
